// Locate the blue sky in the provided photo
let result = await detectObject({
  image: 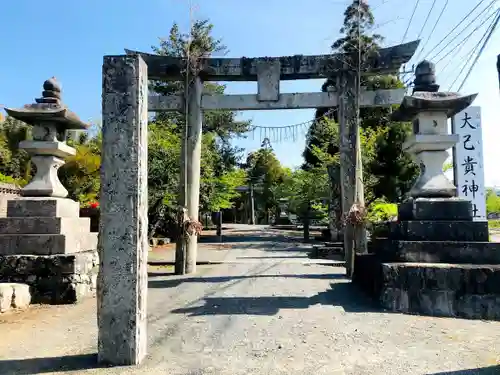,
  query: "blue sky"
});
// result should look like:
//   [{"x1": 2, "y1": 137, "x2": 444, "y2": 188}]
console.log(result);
[{"x1": 1, "y1": 0, "x2": 499, "y2": 184}]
